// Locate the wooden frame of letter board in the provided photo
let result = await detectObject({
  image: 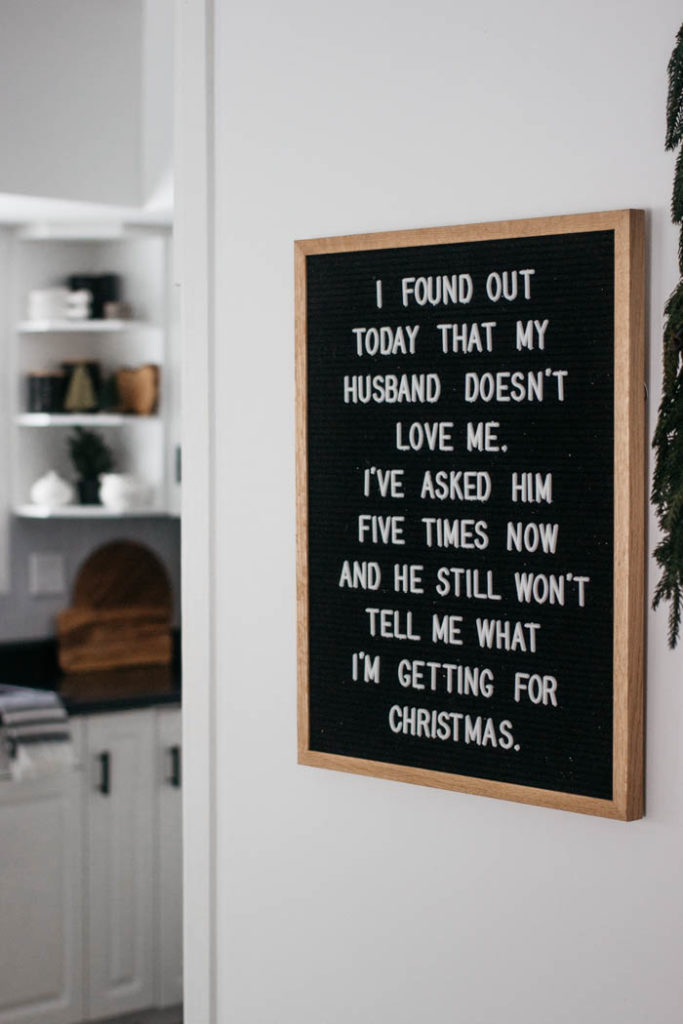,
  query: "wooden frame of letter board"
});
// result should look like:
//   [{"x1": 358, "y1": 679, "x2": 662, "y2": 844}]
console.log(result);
[{"x1": 295, "y1": 210, "x2": 645, "y2": 819}]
